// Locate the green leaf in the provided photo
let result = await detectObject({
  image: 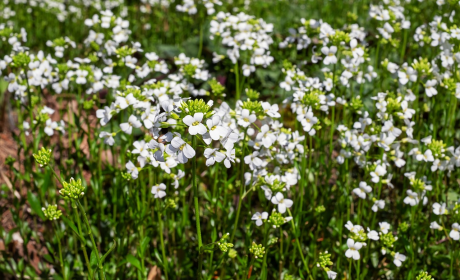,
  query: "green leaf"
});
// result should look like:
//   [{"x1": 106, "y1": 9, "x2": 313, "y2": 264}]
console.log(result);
[
  {"x1": 154, "y1": 250, "x2": 163, "y2": 265},
  {"x1": 90, "y1": 250, "x2": 98, "y2": 270},
  {"x1": 27, "y1": 192, "x2": 45, "y2": 220},
  {"x1": 43, "y1": 254, "x2": 54, "y2": 263},
  {"x1": 126, "y1": 254, "x2": 142, "y2": 271},
  {"x1": 140, "y1": 237, "x2": 151, "y2": 256}
]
